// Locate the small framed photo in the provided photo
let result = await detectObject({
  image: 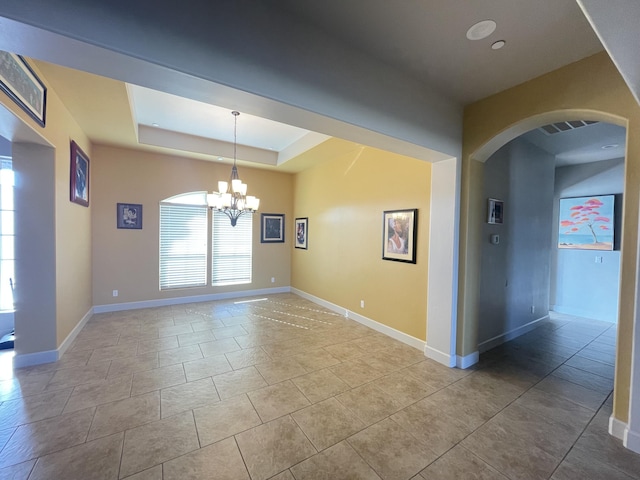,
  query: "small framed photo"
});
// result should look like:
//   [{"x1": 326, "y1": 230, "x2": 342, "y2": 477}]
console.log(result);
[
  {"x1": 117, "y1": 203, "x2": 143, "y2": 229},
  {"x1": 261, "y1": 213, "x2": 285, "y2": 243},
  {"x1": 383, "y1": 209, "x2": 418, "y2": 264},
  {"x1": 295, "y1": 217, "x2": 308, "y2": 249},
  {"x1": 70, "y1": 141, "x2": 90, "y2": 207},
  {"x1": 0, "y1": 50, "x2": 46, "y2": 127},
  {"x1": 487, "y1": 198, "x2": 504, "y2": 224}
]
